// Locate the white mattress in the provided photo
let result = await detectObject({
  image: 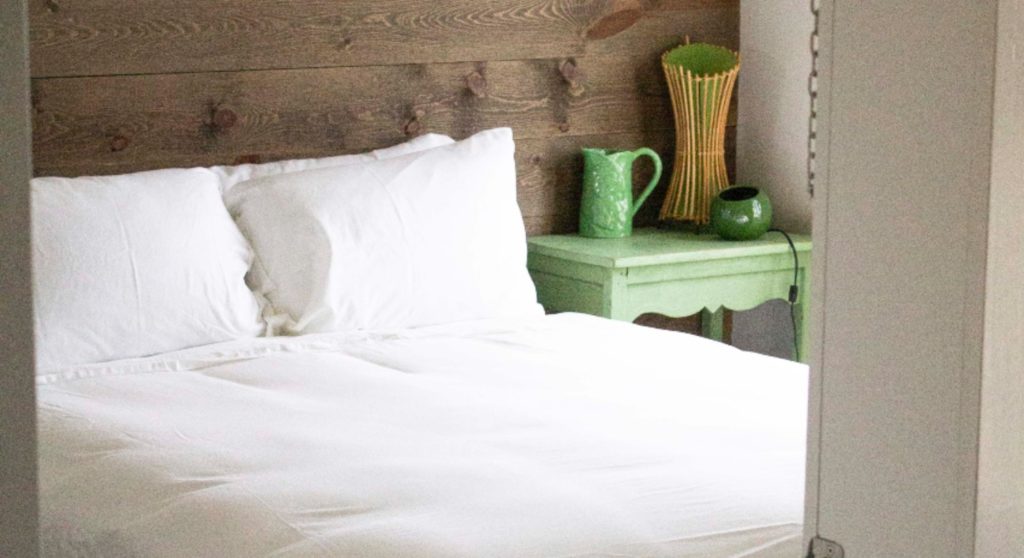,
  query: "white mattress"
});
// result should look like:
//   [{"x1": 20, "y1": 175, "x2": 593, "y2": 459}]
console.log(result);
[{"x1": 37, "y1": 313, "x2": 808, "y2": 557}]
